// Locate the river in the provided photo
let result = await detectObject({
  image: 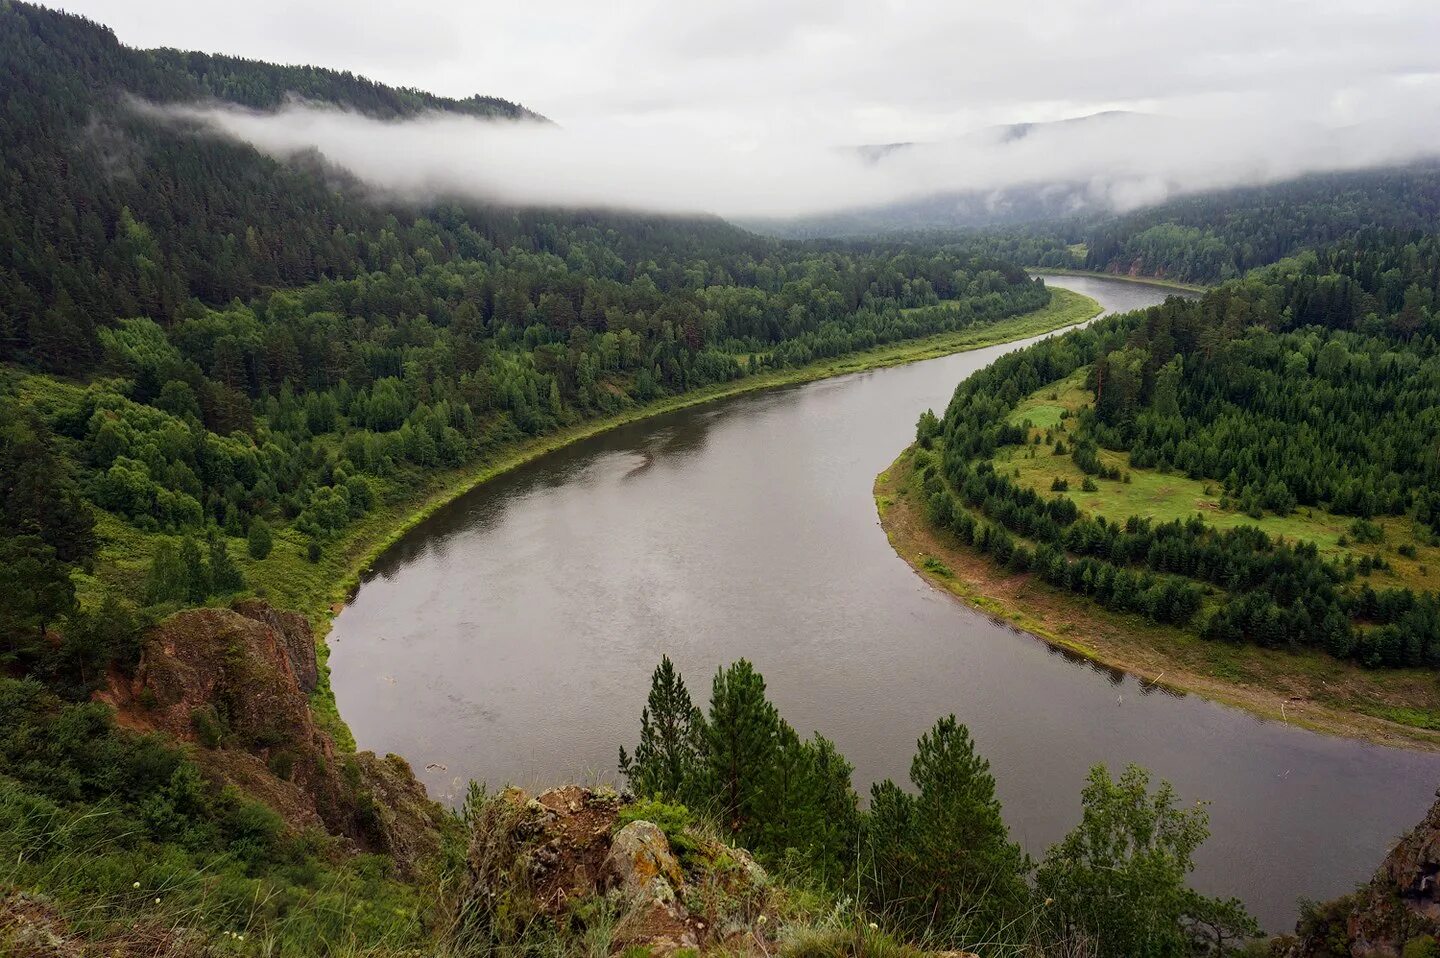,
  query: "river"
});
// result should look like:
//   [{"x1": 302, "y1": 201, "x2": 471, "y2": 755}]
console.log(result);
[{"x1": 330, "y1": 274, "x2": 1440, "y2": 932}]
